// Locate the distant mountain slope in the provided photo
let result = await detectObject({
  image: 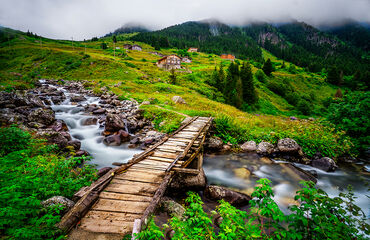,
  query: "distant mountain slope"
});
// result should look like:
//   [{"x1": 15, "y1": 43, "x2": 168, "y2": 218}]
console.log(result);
[
  {"x1": 129, "y1": 20, "x2": 369, "y2": 75},
  {"x1": 323, "y1": 22, "x2": 370, "y2": 51},
  {"x1": 130, "y1": 21, "x2": 263, "y2": 61},
  {"x1": 105, "y1": 22, "x2": 149, "y2": 37}
]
